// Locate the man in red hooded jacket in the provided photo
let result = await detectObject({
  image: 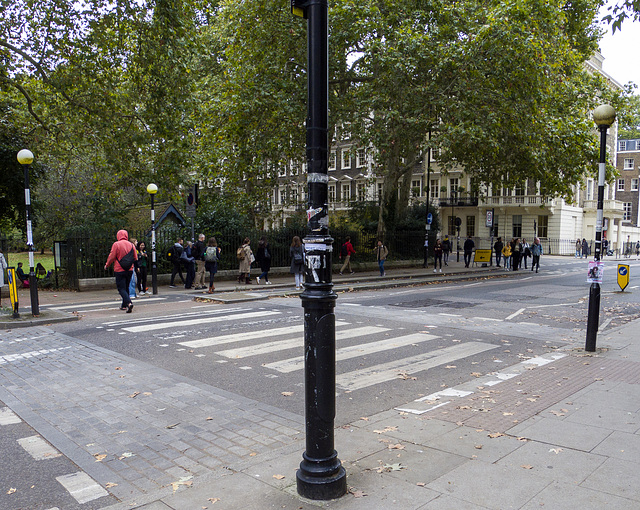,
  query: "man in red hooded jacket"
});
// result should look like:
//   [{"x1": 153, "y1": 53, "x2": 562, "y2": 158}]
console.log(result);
[{"x1": 105, "y1": 229, "x2": 138, "y2": 312}]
